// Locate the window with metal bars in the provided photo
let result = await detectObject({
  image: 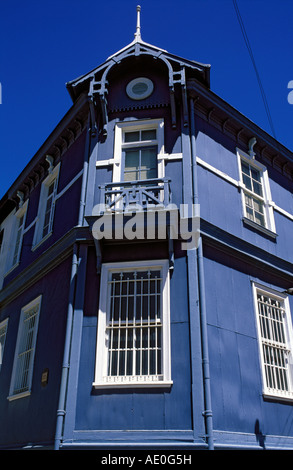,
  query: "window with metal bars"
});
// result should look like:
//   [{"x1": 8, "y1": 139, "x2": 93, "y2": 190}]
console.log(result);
[
  {"x1": 254, "y1": 285, "x2": 293, "y2": 400},
  {"x1": 8, "y1": 296, "x2": 41, "y2": 400},
  {"x1": 94, "y1": 261, "x2": 172, "y2": 388},
  {"x1": 107, "y1": 270, "x2": 162, "y2": 380}
]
